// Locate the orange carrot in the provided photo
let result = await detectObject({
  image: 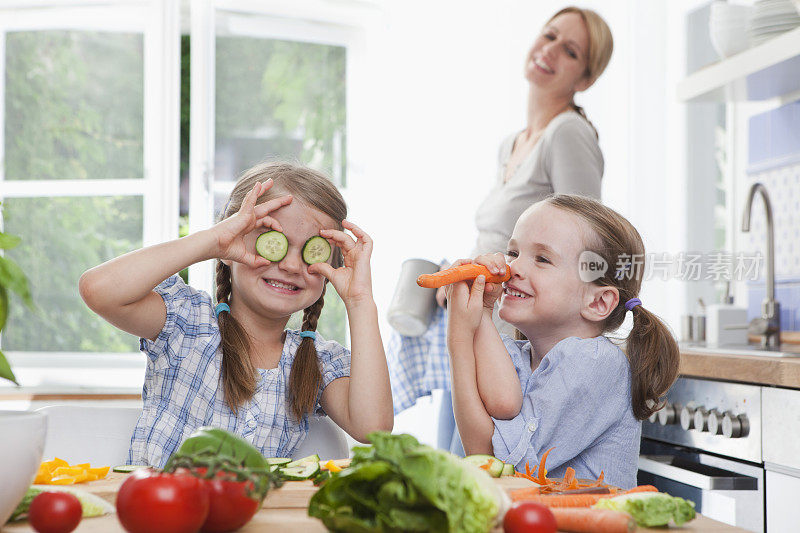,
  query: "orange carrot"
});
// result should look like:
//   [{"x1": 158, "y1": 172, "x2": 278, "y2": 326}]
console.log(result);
[
  {"x1": 551, "y1": 508, "x2": 635, "y2": 533},
  {"x1": 622, "y1": 484, "x2": 658, "y2": 494},
  {"x1": 510, "y1": 493, "x2": 609, "y2": 507},
  {"x1": 511, "y1": 484, "x2": 659, "y2": 505},
  {"x1": 416, "y1": 264, "x2": 510, "y2": 288}
]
